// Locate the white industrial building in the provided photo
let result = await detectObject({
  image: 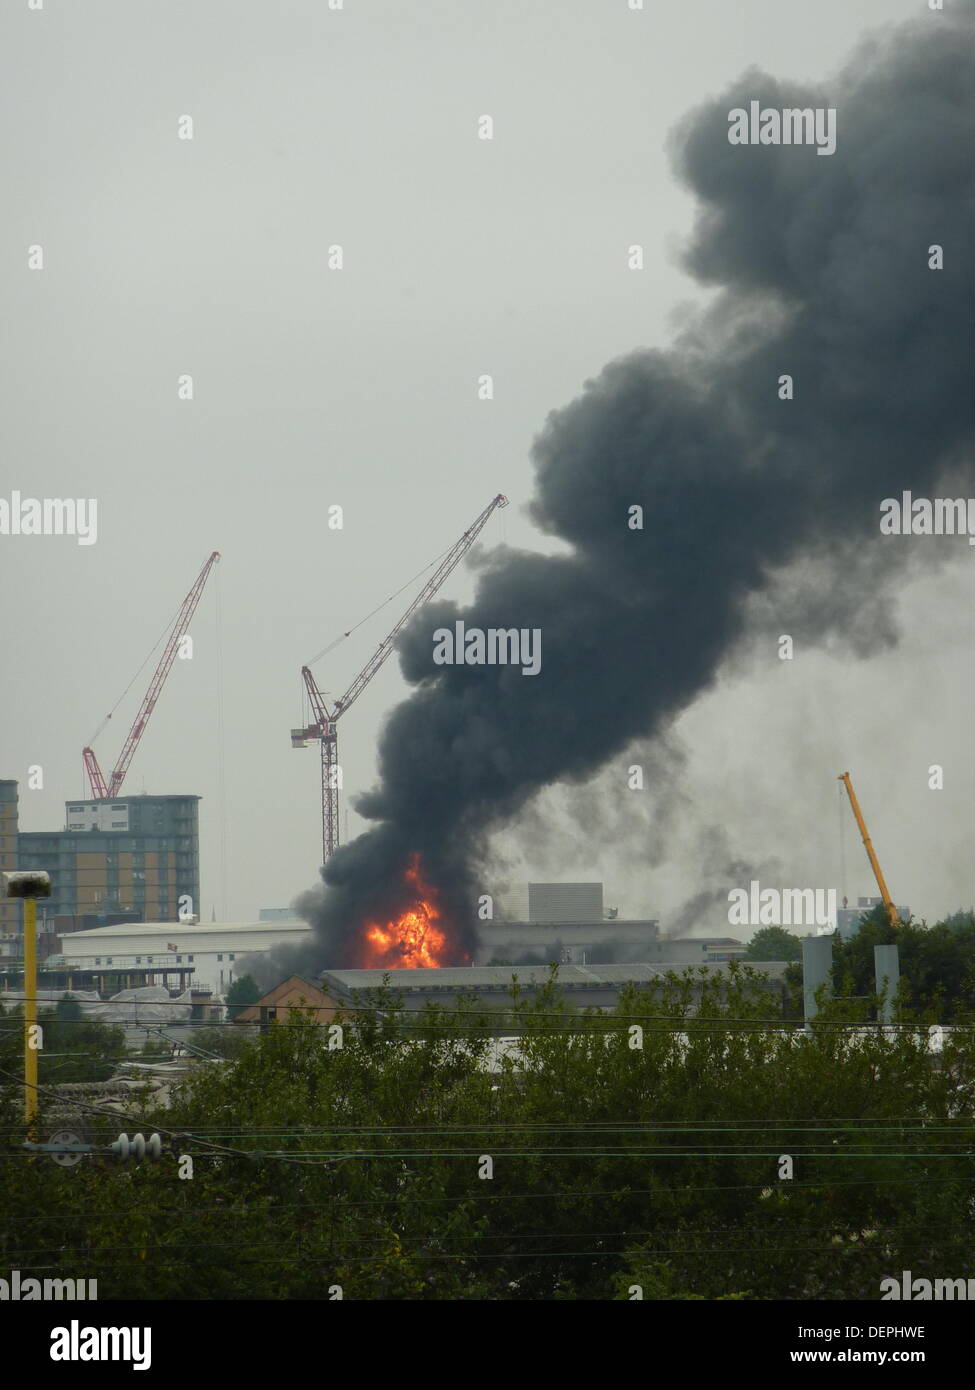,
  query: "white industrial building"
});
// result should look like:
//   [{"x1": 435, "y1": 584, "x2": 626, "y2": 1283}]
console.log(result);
[
  {"x1": 53, "y1": 919, "x2": 307, "y2": 994},
  {"x1": 49, "y1": 902, "x2": 729, "y2": 994}
]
